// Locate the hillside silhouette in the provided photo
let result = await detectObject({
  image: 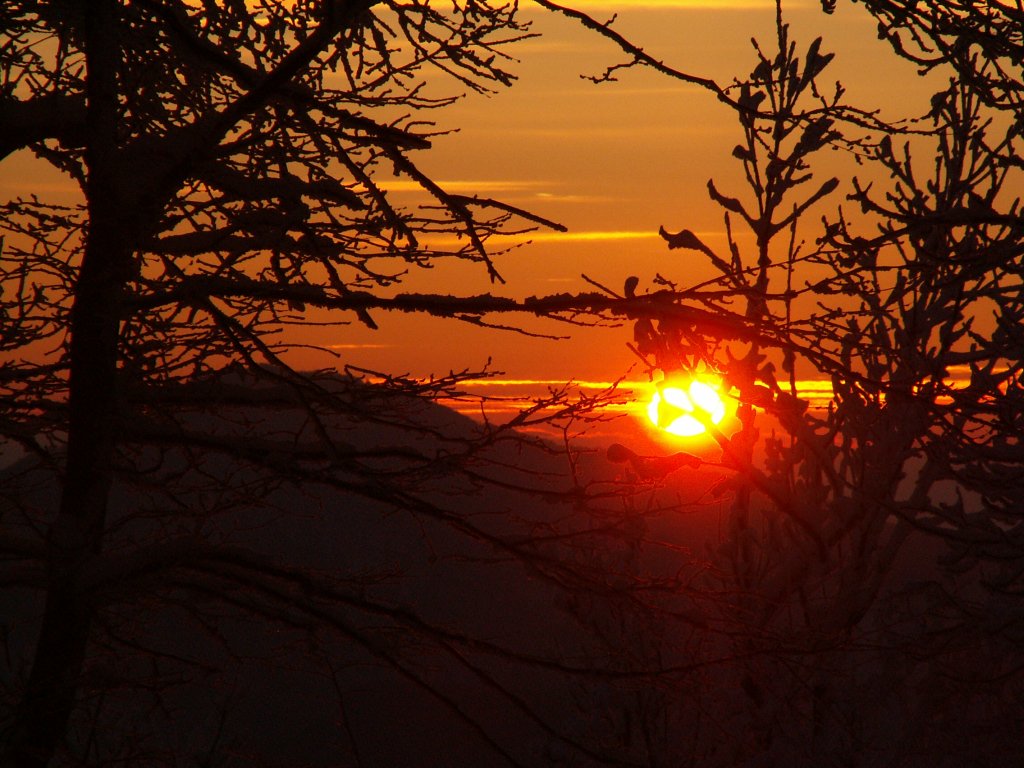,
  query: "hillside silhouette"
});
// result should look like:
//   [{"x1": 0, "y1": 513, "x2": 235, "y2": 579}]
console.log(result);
[{"x1": 2, "y1": 370, "x2": 659, "y2": 765}]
